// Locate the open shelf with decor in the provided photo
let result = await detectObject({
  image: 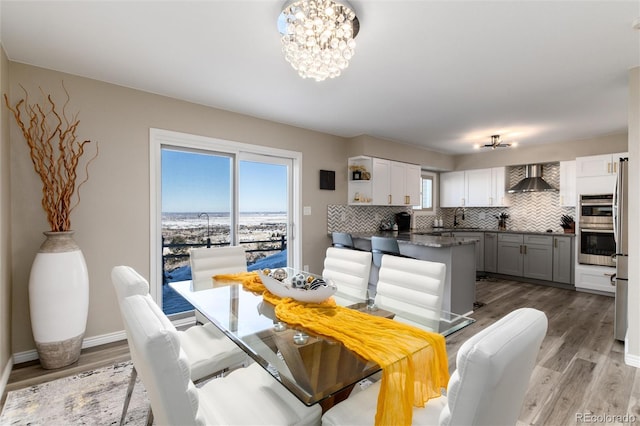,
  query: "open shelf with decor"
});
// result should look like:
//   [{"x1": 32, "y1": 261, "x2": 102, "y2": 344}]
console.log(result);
[{"x1": 348, "y1": 156, "x2": 373, "y2": 205}]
